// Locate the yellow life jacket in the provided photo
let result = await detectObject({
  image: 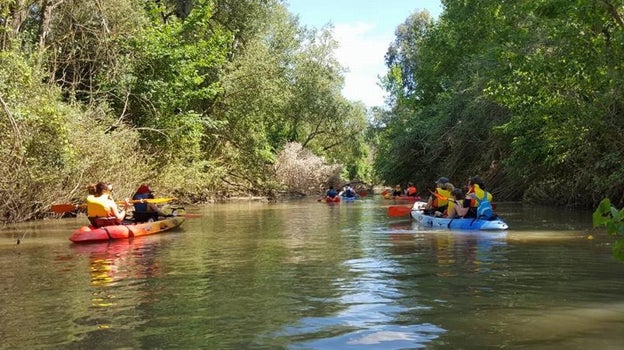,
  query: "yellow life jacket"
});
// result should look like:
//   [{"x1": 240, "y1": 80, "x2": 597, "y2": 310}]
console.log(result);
[
  {"x1": 434, "y1": 188, "x2": 452, "y2": 207},
  {"x1": 446, "y1": 198, "x2": 457, "y2": 214},
  {"x1": 87, "y1": 195, "x2": 114, "y2": 217},
  {"x1": 470, "y1": 185, "x2": 493, "y2": 208}
]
